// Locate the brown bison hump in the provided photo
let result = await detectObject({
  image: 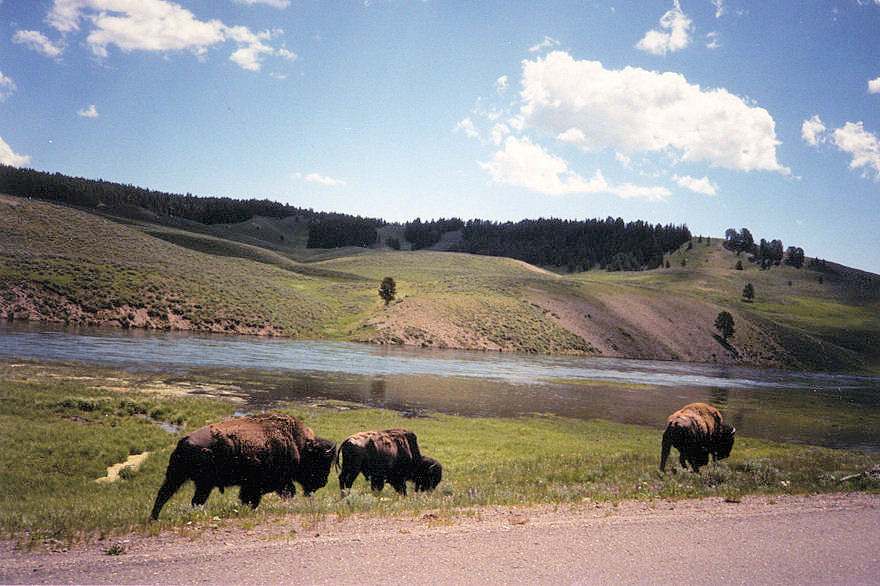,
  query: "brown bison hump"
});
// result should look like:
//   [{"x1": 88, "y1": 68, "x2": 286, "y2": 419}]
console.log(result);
[
  {"x1": 666, "y1": 402, "x2": 722, "y2": 439},
  {"x1": 206, "y1": 412, "x2": 311, "y2": 455}
]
